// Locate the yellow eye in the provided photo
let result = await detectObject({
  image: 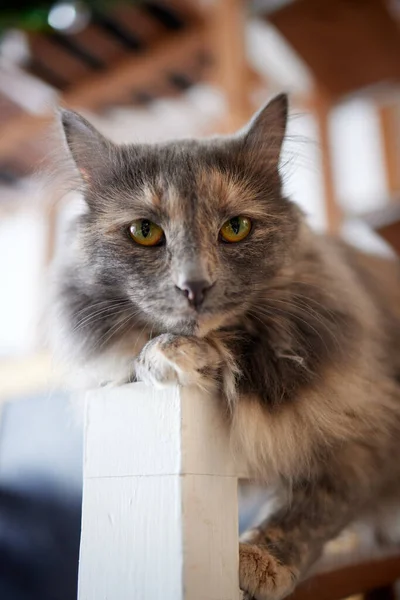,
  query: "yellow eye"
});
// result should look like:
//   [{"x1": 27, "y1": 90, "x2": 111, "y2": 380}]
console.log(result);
[
  {"x1": 129, "y1": 219, "x2": 164, "y2": 246},
  {"x1": 220, "y1": 216, "x2": 251, "y2": 243}
]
